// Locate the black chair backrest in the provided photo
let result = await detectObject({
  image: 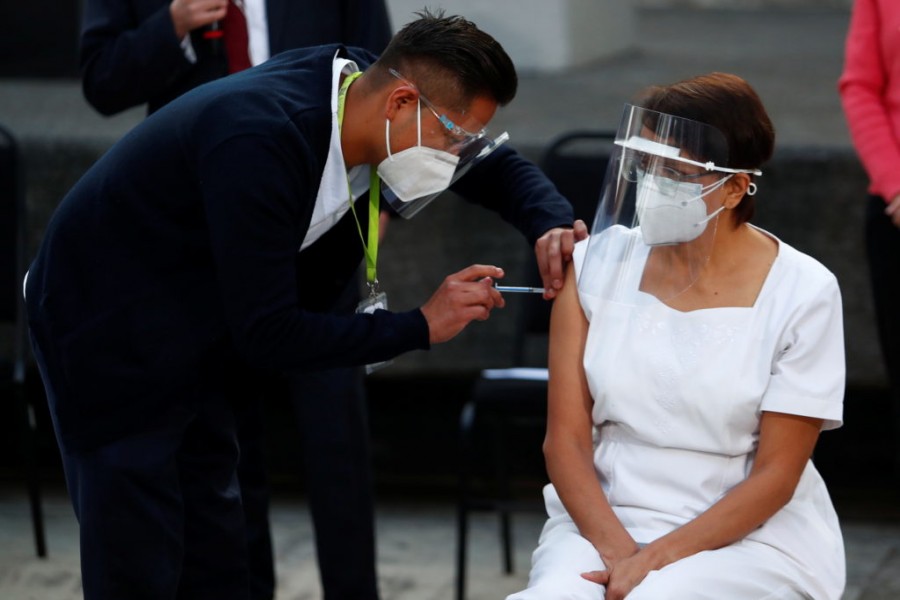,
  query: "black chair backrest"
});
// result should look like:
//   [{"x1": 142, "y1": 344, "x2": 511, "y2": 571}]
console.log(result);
[
  {"x1": 0, "y1": 124, "x2": 27, "y2": 374},
  {"x1": 540, "y1": 130, "x2": 617, "y2": 228},
  {"x1": 511, "y1": 130, "x2": 617, "y2": 363},
  {"x1": 0, "y1": 124, "x2": 22, "y2": 321}
]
